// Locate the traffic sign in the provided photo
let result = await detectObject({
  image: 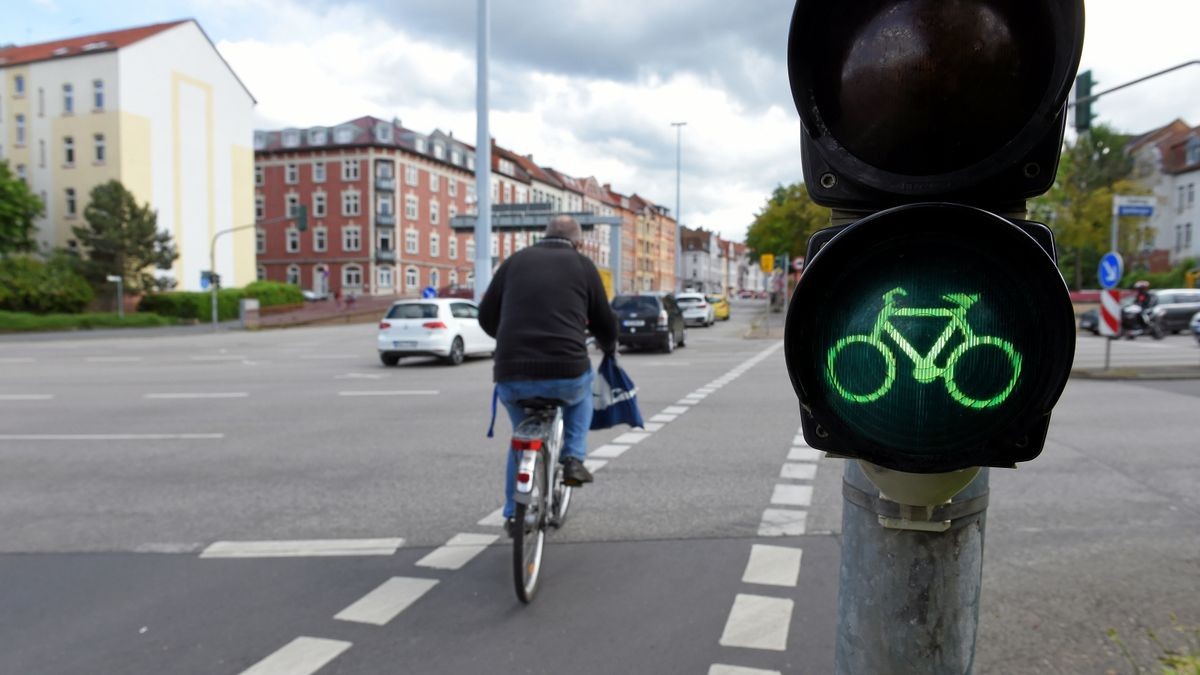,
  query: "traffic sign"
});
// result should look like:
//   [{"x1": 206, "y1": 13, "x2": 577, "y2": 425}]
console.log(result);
[
  {"x1": 200, "y1": 270, "x2": 212, "y2": 290},
  {"x1": 760, "y1": 254, "x2": 775, "y2": 273},
  {"x1": 105, "y1": 275, "x2": 122, "y2": 283},
  {"x1": 1114, "y1": 195, "x2": 1155, "y2": 217},
  {"x1": 421, "y1": 286, "x2": 437, "y2": 299},
  {"x1": 1098, "y1": 252, "x2": 1123, "y2": 289},
  {"x1": 791, "y1": 257, "x2": 805, "y2": 272},
  {"x1": 1099, "y1": 289, "x2": 1121, "y2": 337}
]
